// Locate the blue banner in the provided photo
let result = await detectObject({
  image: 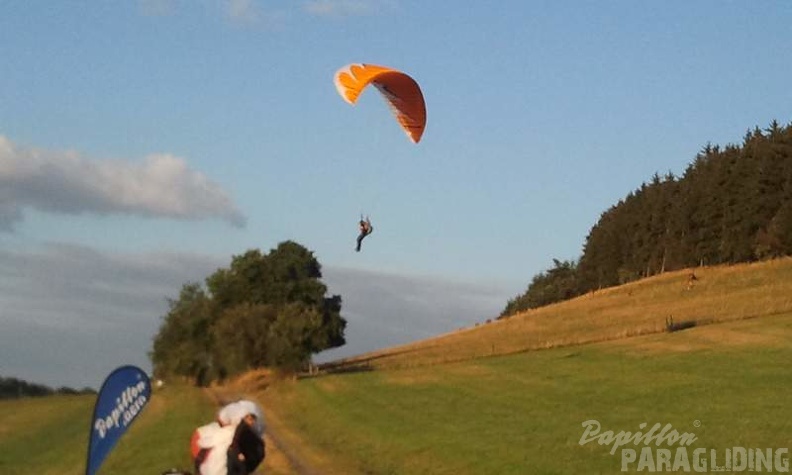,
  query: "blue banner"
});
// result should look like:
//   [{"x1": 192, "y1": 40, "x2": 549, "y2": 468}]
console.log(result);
[{"x1": 86, "y1": 365, "x2": 151, "y2": 475}]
